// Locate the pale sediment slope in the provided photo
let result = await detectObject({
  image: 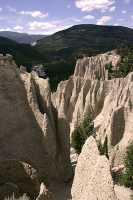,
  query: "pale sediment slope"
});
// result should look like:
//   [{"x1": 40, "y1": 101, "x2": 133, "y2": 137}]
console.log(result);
[
  {"x1": 20, "y1": 69, "x2": 73, "y2": 182},
  {"x1": 72, "y1": 136, "x2": 118, "y2": 200},
  {"x1": 0, "y1": 55, "x2": 73, "y2": 199},
  {"x1": 0, "y1": 50, "x2": 133, "y2": 199},
  {"x1": 53, "y1": 51, "x2": 133, "y2": 167},
  {"x1": 52, "y1": 51, "x2": 133, "y2": 200}
]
